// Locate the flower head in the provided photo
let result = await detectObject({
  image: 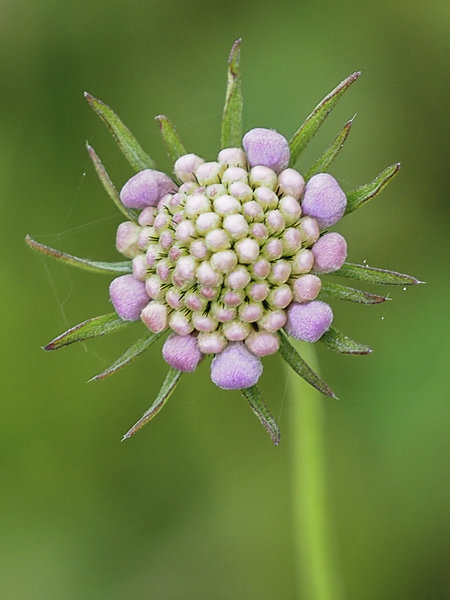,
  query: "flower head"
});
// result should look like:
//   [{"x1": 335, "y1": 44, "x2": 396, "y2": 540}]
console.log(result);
[{"x1": 27, "y1": 40, "x2": 420, "y2": 444}]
